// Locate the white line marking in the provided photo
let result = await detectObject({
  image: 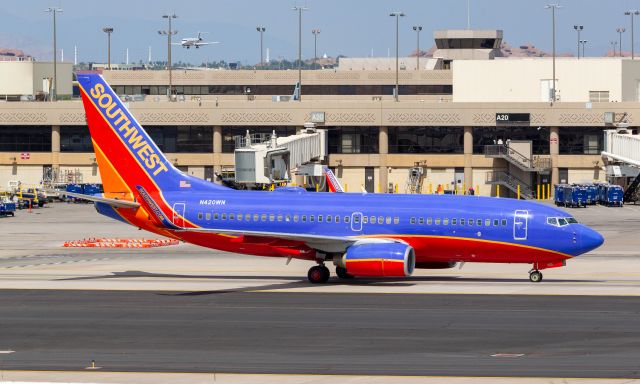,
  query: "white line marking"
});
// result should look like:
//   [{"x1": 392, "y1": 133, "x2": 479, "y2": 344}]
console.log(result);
[{"x1": 0, "y1": 350, "x2": 15, "y2": 354}]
